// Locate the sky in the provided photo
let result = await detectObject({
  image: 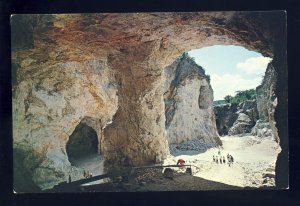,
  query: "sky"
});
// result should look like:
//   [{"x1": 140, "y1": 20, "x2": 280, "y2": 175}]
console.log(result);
[{"x1": 188, "y1": 45, "x2": 272, "y2": 100}]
